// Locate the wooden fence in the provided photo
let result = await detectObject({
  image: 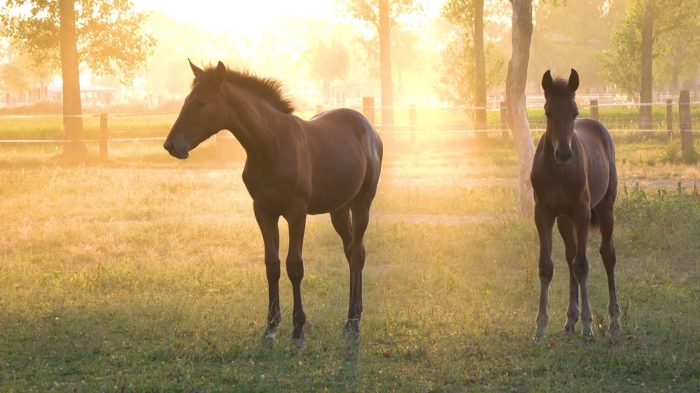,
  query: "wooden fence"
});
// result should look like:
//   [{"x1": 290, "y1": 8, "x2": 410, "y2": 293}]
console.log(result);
[{"x1": 0, "y1": 90, "x2": 697, "y2": 161}]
